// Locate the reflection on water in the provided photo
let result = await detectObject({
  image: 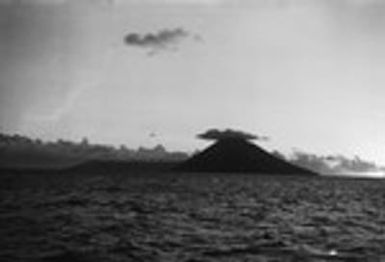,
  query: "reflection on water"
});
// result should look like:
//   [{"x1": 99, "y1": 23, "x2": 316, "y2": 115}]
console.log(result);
[{"x1": 0, "y1": 172, "x2": 384, "y2": 261}]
